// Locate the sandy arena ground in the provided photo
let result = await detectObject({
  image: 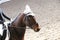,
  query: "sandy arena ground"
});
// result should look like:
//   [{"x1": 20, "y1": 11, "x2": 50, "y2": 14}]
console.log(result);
[{"x1": 0, "y1": 0, "x2": 60, "y2": 40}]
